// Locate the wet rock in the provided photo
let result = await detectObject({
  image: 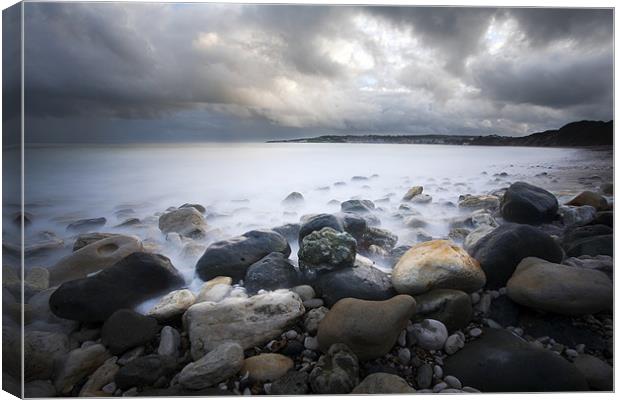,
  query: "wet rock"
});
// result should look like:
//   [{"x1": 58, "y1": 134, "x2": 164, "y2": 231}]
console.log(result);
[
  {"x1": 314, "y1": 263, "x2": 396, "y2": 307},
  {"x1": 102, "y1": 309, "x2": 160, "y2": 355},
  {"x1": 241, "y1": 353, "x2": 294, "y2": 382},
  {"x1": 573, "y1": 354, "x2": 612, "y2": 391},
  {"x1": 338, "y1": 212, "x2": 369, "y2": 239},
  {"x1": 298, "y1": 227, "x2": 356, "y2": 275},
  {"x1": 66, "y1": 217, "x2": 107, "y2": 233},
  {"x1": 244, "y1": 252, "x2": 299, "y2": 294},
  {"x1": 416, "y1": 363, "x2": 433, "y2": 389},
  {"x1": 410, "y1": 194, "x2": 432, "y2": 204},
  {"x1": 402, "y1": 186, "x2": 423, "y2": 201},
  {"x1": 195, "y1": 229, "x2": 290, "y2": 282},
  {"x1": 147, "y1": 289, "x2": 196, "y2": 321},
  {"x1": 290, "y1": 284, "x2": 315, "y2": 301},
  {"x1": 411, "y1": 319, "x2": 448, "y2": 350},
  {"x1": 54, "y1": 344, "x2": 109, "y2": 394},
  {"x1": 463, "y1": 225, "x2": 496, "y2": 252},
  {"x1": 317, "y1": 295, "x2": 416, "y2": 361},
  {"x1": 158, "y1": 207, "x2": 207, "y2": 238},
  {"x1": 50, "y1": 252, "x2": 185, "y2": 322},
  {"x1": 564, "y1": 234, "x2": 613, "y2": 257},
  {"x1": 352, "y1": 373, "x2": 416, "y2": 394},
  {"x1": 392, "y1": 240, "x2": 485, "y2": 295},
  {"x1": 49, "y1": 235, "x2": 143, "y2": 285},
  {"x1": 309, "y1": 343, "x2": 359, "y2": 394},
  {"x1": 468, "y1": 223, "x2": 563, "y2": 289},
  {"x1": 178, "y1": 342, "x2": 244, "y2": 390},
  {"x1": 500, "y1": 182, "x2": 558, "y2": 225},
  {"x1": 444, "y1": 328, "x2": 588, "y2": 392},
  {"x1": 185, "y1": 289, "x2": 304, "y2": 359},
  {"x1": 270, "y1": 371, "x2": 309, "y2": 395},
  {"x1": 444, "y1": 333, "x2": 465, "y2": 355},
  {"x1": 115, "y1": 355, "x2": 177, "y2": 390},
  {"x1": 507, "y1": 257, "x2": 612, "y2": 315},
  {"x1": 592, "y1": 211, "x2": 613, "y2": 227},
  {"x1": 414, "y1": 289, "x2": 473, "y2": 331},
  {"x1": 566, "y1": 191, "x2": 609, "y2": 210}
]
